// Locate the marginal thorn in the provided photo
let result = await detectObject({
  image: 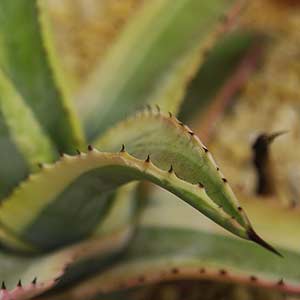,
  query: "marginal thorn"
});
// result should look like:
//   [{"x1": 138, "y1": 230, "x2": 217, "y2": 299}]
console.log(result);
[
  {"x1": 222, "y1": 178, "x2": 228, "y2": 183},
  {"x1": 198, "y1": 182, "x2": 204, "y2": 188},
  {"x1": 188, "y1": 130, "x2": 195, "y2": 136},
  {"x1": 59, "y1": 152, "x2": 64, "y2": 158},
  {"x1": 250, "y1": 275, "x2": 257, "y2": 282},
  {"x1": 120, "y1": 144, "x2": 126, "y2": 152},
  {"x1": 17, "y1": 280, "x2": 22, "y2": 287},
  {"x1": 219, "y1": 269, "x2": 227, "y2": 276},
  {"x1": 1, "y1": 281, "x2": 6, "y2": 290},
  {"x1": 178, "y1": 121, "x2": 184, "y2": 126},
  {"x1": 76, "y1": 149, "x2": 81, "y2": 155},
  {"x1": 203, "y1": 147, "x2": 208, "y2": 153},
  {"x1": 32, "y1": 277, "x2": 37, "y2": 285},
  {"x1": 277, "y1": 279, "x2": 284, "y2": 286},
  {"x1": 155, "y1": 104, "x2": 160, "y2": 113},
  {"x1": 87, "y1": 145, "x2": 93, "y2": 151},
  {"x1": 168, "y1": 112, "x2": 173, "y2": 118},
  {"x1": 168, "y1": 165, "x2": 173, "y2": 173},
  {"x1": 216, "y1": 167, "x2": 220, "y2": 171},
  {"x1": 146, "y1": 104, "x2": 151, "y2": 112},
  {"x1": 145, "y1": 155, "x2": 150, "y2": 163},
  {"x1": 247, "y1": 227, "x2": 283, "y2": 257},
  {"x1": 37, "y1": 163, "x2": 43, "y2": 169}
]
